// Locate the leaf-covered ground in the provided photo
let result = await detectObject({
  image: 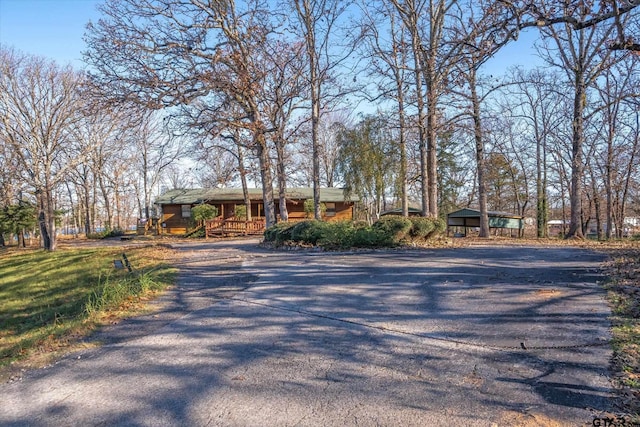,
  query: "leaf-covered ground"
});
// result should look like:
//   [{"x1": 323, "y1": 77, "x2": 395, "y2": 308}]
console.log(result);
[{"x1": 602, "y1": 247, "x2": 640, "y2": 419}]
